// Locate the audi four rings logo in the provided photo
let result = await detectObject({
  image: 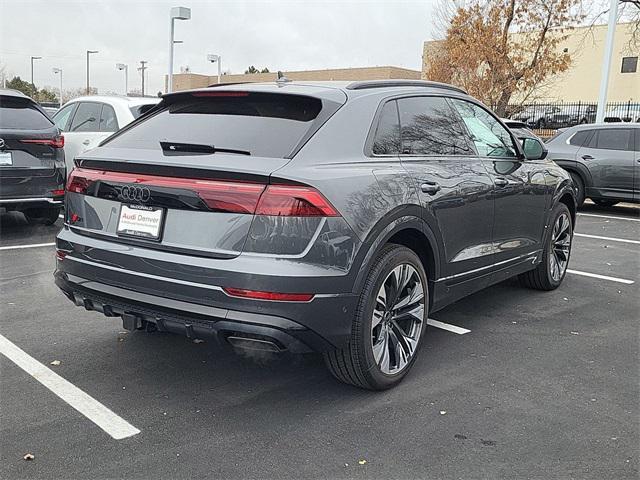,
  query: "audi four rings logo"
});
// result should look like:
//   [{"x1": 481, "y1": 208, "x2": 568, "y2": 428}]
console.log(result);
[{"x1": 120, "y1": 185, "x2": 151, "y2": 203}]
